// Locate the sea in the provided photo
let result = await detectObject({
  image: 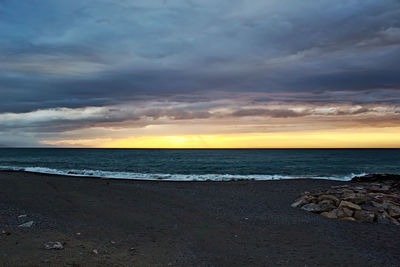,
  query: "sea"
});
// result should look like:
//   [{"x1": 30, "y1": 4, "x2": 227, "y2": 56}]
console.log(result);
[{"x1": 0, "y1": 148, "x2": 399, "y2": 181}]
